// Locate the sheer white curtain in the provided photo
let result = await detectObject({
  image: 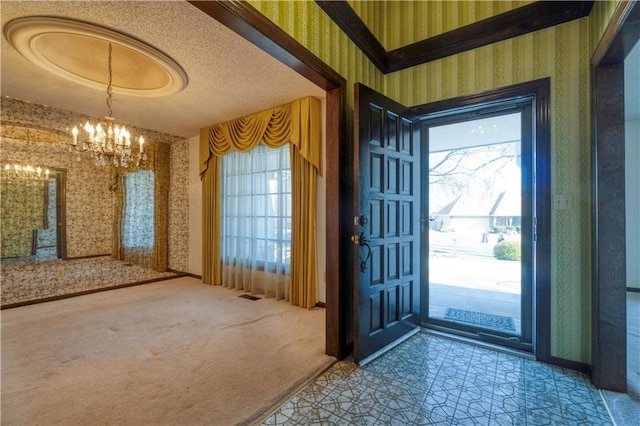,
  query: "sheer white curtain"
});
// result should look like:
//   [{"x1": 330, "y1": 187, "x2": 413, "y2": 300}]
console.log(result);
[
  {"x1": 221, "y1": 143, "x2": 291, "y2": 299},
  {"x1": 123, "y1": 169, "x2": 154, "y2": 268}
]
